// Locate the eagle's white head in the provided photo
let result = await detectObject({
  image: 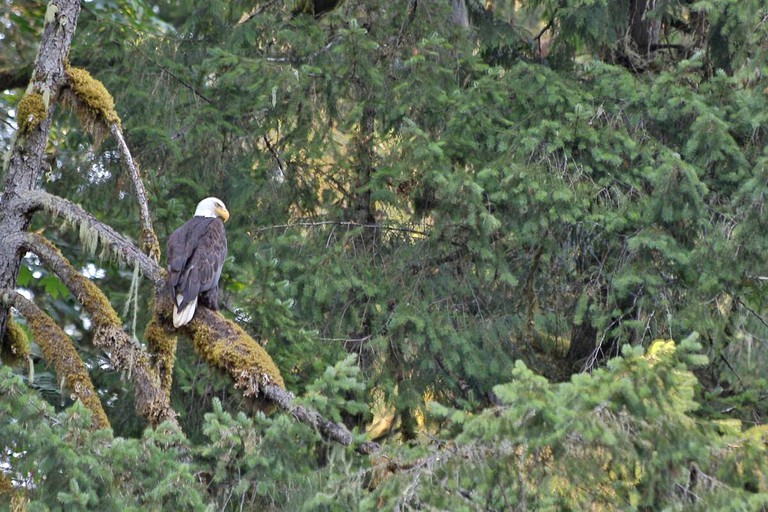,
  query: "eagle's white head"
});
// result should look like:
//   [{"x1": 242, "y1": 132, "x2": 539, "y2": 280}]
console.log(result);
[{"x1": 195, "y1": 197, "x2": 230, "y2": 222}]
